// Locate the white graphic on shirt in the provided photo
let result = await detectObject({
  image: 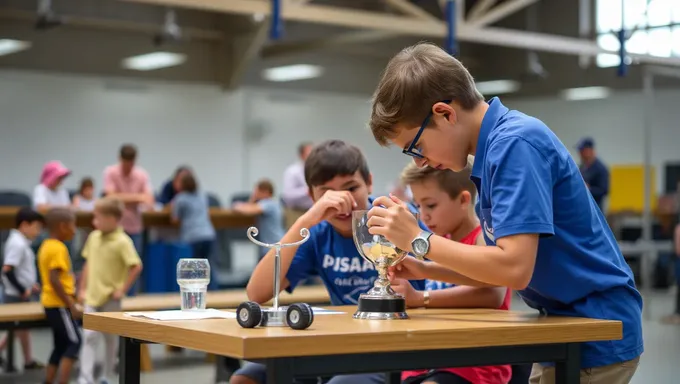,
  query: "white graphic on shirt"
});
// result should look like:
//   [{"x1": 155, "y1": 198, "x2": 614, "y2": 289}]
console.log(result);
[
  {"x1": 322, "y1": 254, "x2": 375, "y2": 273},
  {"x1": 342, "y1": 285, "x2": 373, "y2": 304},
  {"x1": 483, "y1": 220, "x2": 495, "y2": 242}
]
